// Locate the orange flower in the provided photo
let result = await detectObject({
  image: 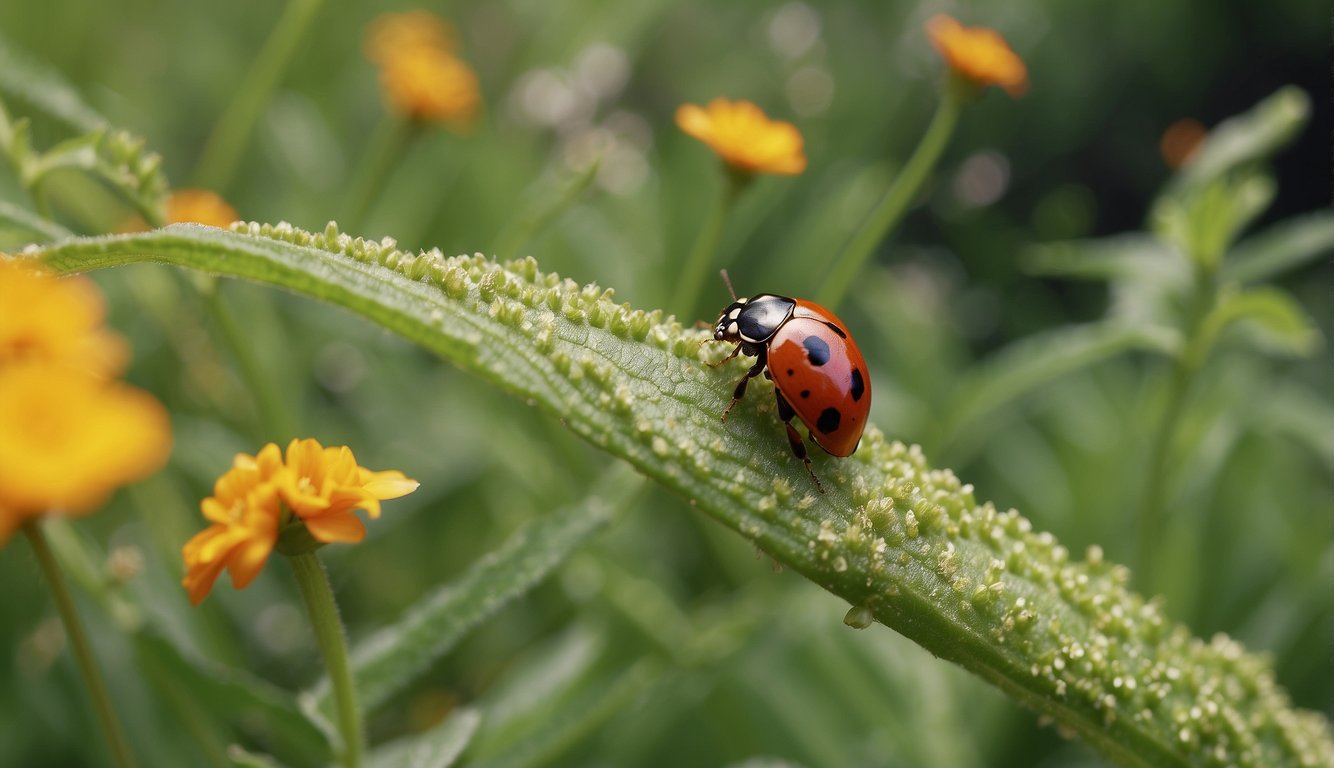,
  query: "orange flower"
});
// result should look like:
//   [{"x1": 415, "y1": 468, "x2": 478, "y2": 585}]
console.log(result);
[
  {"x1": 0, "y1": 361, "x2": 171, "y2": 544},
  {"x1": 926, "y1": 15, "x2": 1028, "y2": 97},
  {"x1": 0, "y1": 260, "x2": 128, "y2": 377},
  {"x1": 276, "y1": 438, "x2": 420, "y2": 544},
  {"x1": 364, "y1": 10, "x2": 457, "y2": 64},
  {"x1": 1160, "y1": 118, "x2": 1207, "y2": 169},
  {"x1": 675, "y1": 98, "x2": 806, "y2": 176},
  {"x1": 166, "y1": 188, "x2": 239, "y2": 228},
  {"x1": 181, "y1": 444, "x2": 285, "y2": 605},
  {"x1": 182, "y1": 439, "x2": 418, "y2": 604},
  {"x1": 378, "y1": 44, "x2": 481, "y2": 127}
]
